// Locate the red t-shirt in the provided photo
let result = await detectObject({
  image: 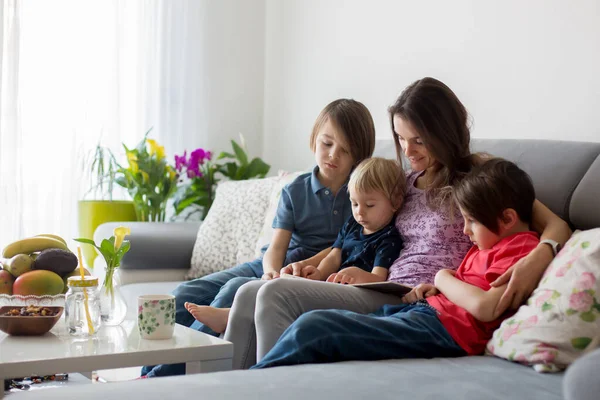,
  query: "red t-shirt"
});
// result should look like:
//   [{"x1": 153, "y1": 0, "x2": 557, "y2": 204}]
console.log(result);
[{"x1": 427, "y1": 231, "x2": 539, "y2": 355}]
